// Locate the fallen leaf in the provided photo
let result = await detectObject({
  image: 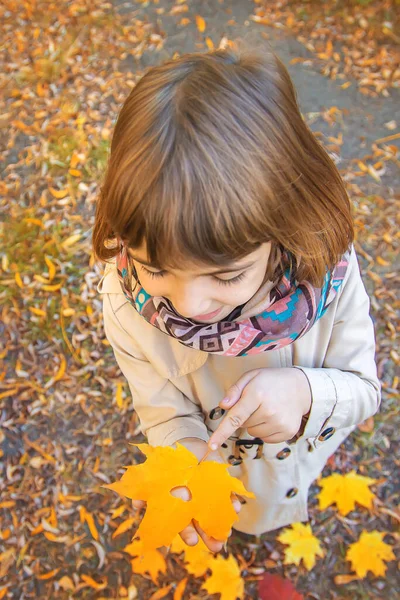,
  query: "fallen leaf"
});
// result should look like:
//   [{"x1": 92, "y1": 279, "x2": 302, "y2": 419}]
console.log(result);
[
  {"x1": 148, "y1": 584, "x2": 173, "y2": 600},
  {"x1": 334, "y1": 574, "x2": 360, "y2": 585},
  {"x1": 15, "y1": 272, "x2": 23, "y2": 288},
  {"x1": 277, "y1": 523, "x2": 324, "y2": 570},
  {"x1": 49, "y1": 186, "x2": 69, "y2": 199},
  {"x1": 115, "y1": 382, "x2": 124, "y2": 409},
  {"x1": 171, "y1": 535, "x2": 212, "y2": 576},
  {"x1": 79, "y1": 506, "x2": 99, "y2": 541},
  {"x1": 80, "y1": 574, "x2": 107, "y2": 590},
  {"x1": 44, "y1": 255, "x2": 57, "y2": 281},
  {"x1": 37, "y1": 568, "x2": 60, "y2": 580},
  {"x1": 57, "y1": 576, "x2": 75, "y2": 591},
  {"x1": 346, "y1": 531, "x2": 395, "y2": 578},
  {"x1": 29, "y1": 307, "x2": 46, "y2": 317},
  {"x1": 105, "y1": 444, "x2": 254, "y2": 550},
  {"x1": 61, "y1": 233, "x2": 82, "y2": 249},
  {"x1": 112, "y1": 517, "x2": 137, "y2": 538},
  {"x1": 317, "y1": 471, "x2": 376, "y2": 515},
  {"x1": 258, "y1": 572, "x2": 304, "y2": 600},
  {"x1": 125, "y1": 540, "x2": 166, "y2": 584},
  {"x1": 41, "y1": 283, "x2": 62, "y2": 292},
  {"x1": 202, "y1": 554, "x2": 244, "y2": 600},
  {"x1": 173, "y1": 577, "x2": 188, "y2": 600},
  {"x1": 196, "y1": 15, "x2": 206, "y2": 33}
]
